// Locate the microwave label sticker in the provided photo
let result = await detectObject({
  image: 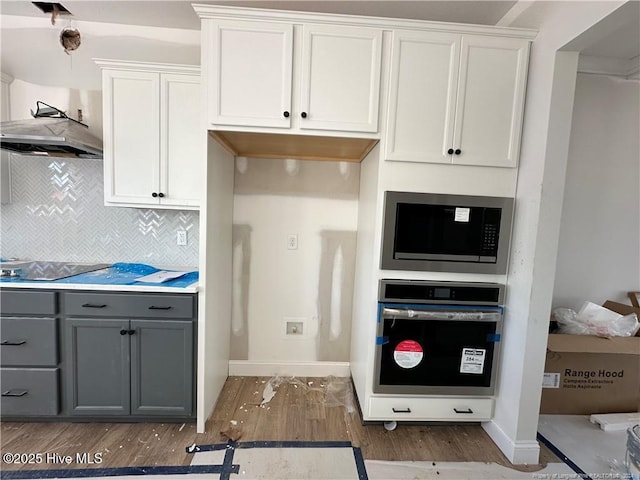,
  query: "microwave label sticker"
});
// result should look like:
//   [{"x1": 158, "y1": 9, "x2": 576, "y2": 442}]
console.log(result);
[
  {"x1": 542, "y1": 373, "x2": 560, "y2": 388},
  {"x1": 394, "y1": 340, "x2": 423, "y2": 369},
  {"x1": 459, "y1": 348, "x2": 485, "y2": 374},
  {"x1": 454, "y1": 207, "x2": 471, "y2": 222}
]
